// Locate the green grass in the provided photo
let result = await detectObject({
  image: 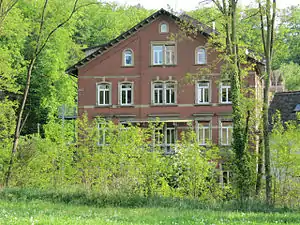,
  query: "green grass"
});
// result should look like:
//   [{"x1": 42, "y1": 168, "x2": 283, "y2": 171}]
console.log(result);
[{"x1": 1, "y1": 199, "x2": 300, "y2": 225}]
